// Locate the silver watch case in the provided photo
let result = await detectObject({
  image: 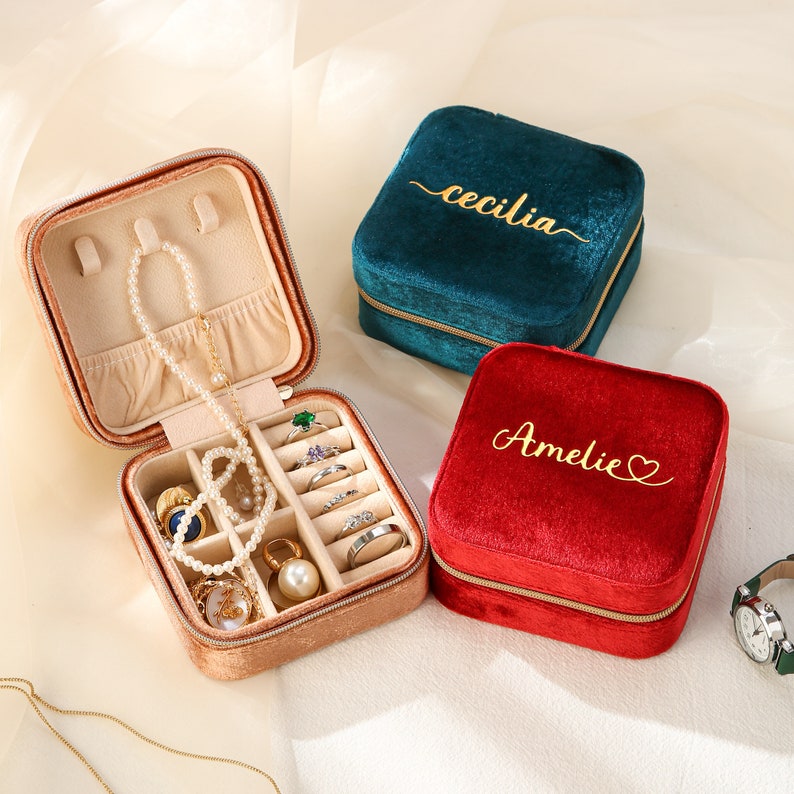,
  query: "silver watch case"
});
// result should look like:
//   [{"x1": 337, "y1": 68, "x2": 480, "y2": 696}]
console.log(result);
[{"x1": 732, "y1": 589, "x2": 790, "y2": 665}]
